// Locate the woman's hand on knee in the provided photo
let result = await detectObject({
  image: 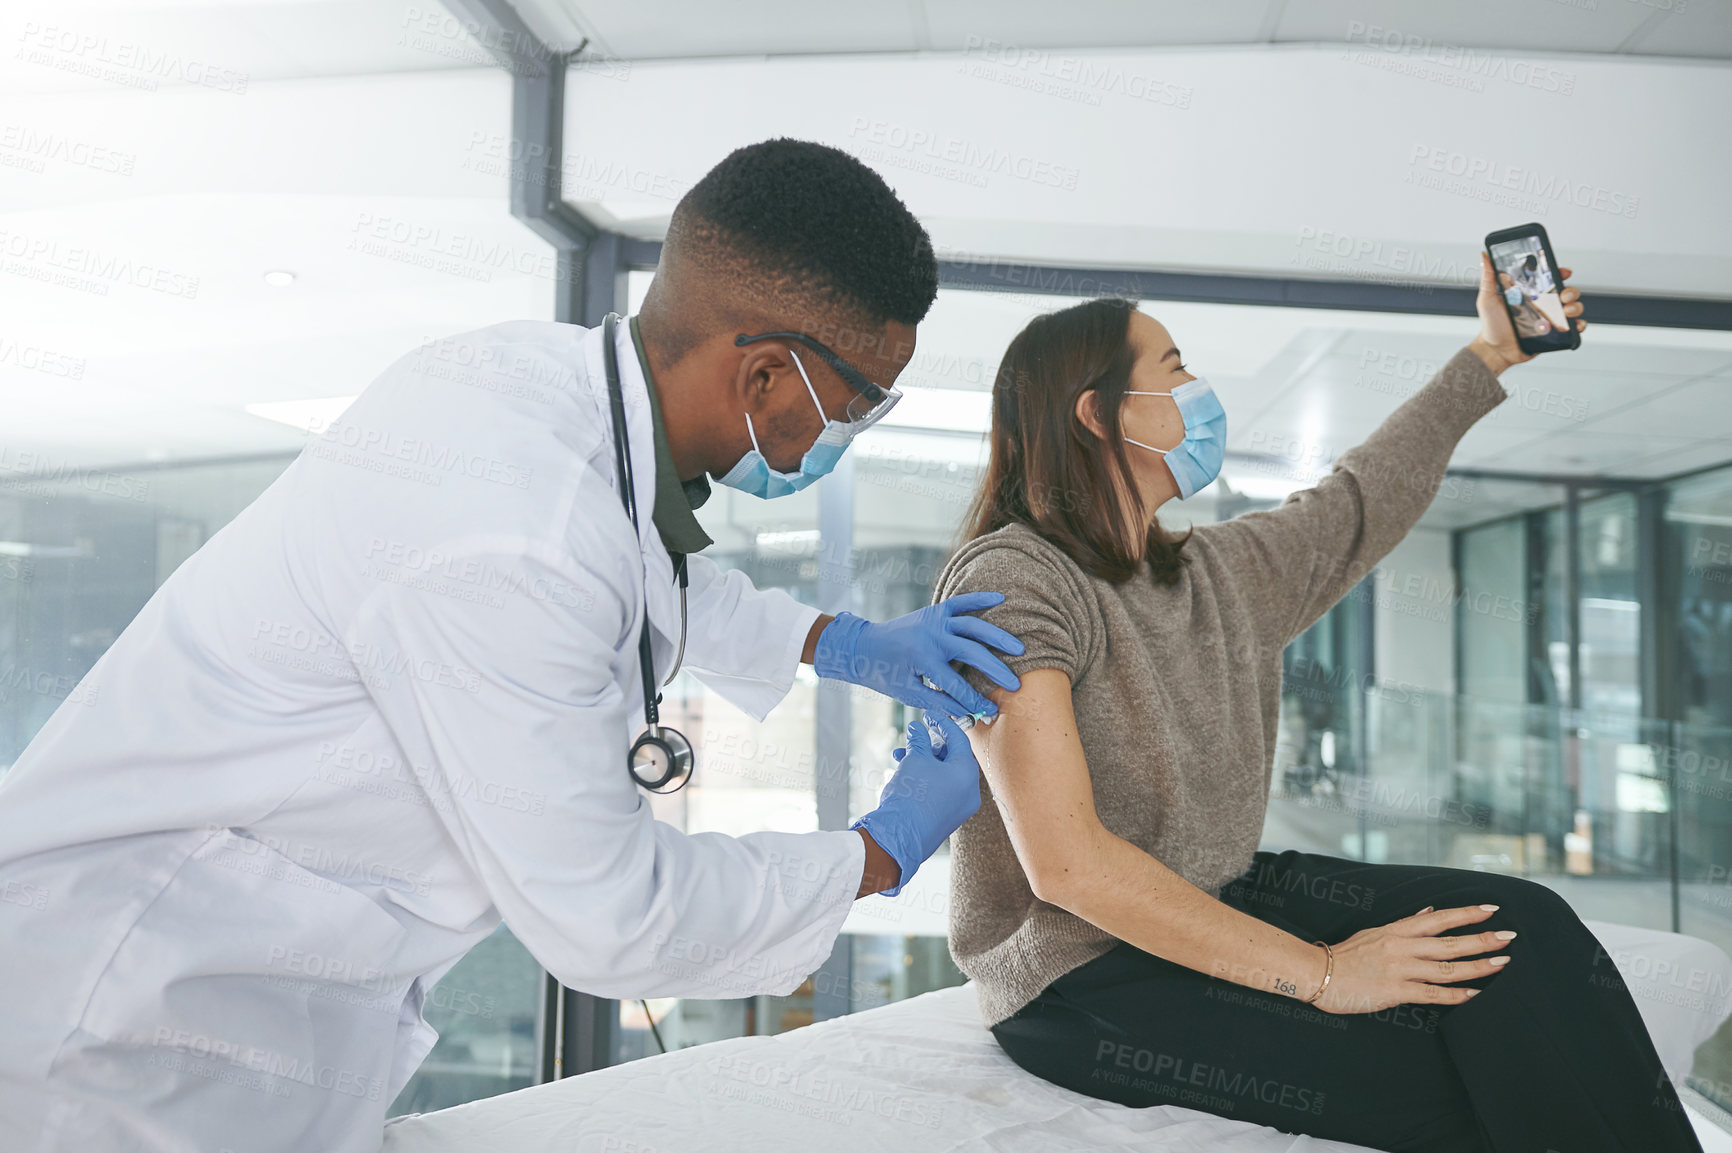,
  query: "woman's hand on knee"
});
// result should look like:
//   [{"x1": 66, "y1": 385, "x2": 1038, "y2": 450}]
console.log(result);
[{"x1": 1311, "y1": 904, "x2": 1515, "y2": 1015}]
